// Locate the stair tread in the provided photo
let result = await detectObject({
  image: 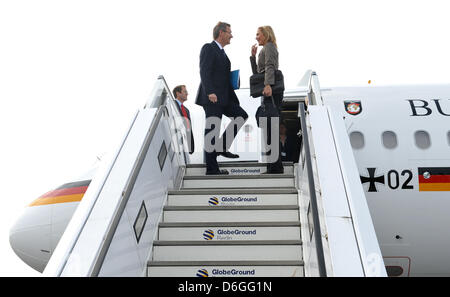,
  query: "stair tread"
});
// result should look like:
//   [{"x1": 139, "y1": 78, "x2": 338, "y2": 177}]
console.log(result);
[
  {"x1": 158, "y1": 221, "x2": 301, "y2": 227},
  {"x1": 186, "y1": 162, "x2": 294, "y2": 168},
  {"x1": 184, "y1": 174, "x2": 294, "y2": 180},
  {"x1": 153, "y1": 240, "x2": 302, "y2": 246},
  {"x1": 148, "y1": 260, "x2": 304, "y2": 266},
  {"x1": 163, "y1": 205, "x2": 299, "y2": 211},
  {"x1": 168, "y1": 188, "x2": 298, "y2": 195}
]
